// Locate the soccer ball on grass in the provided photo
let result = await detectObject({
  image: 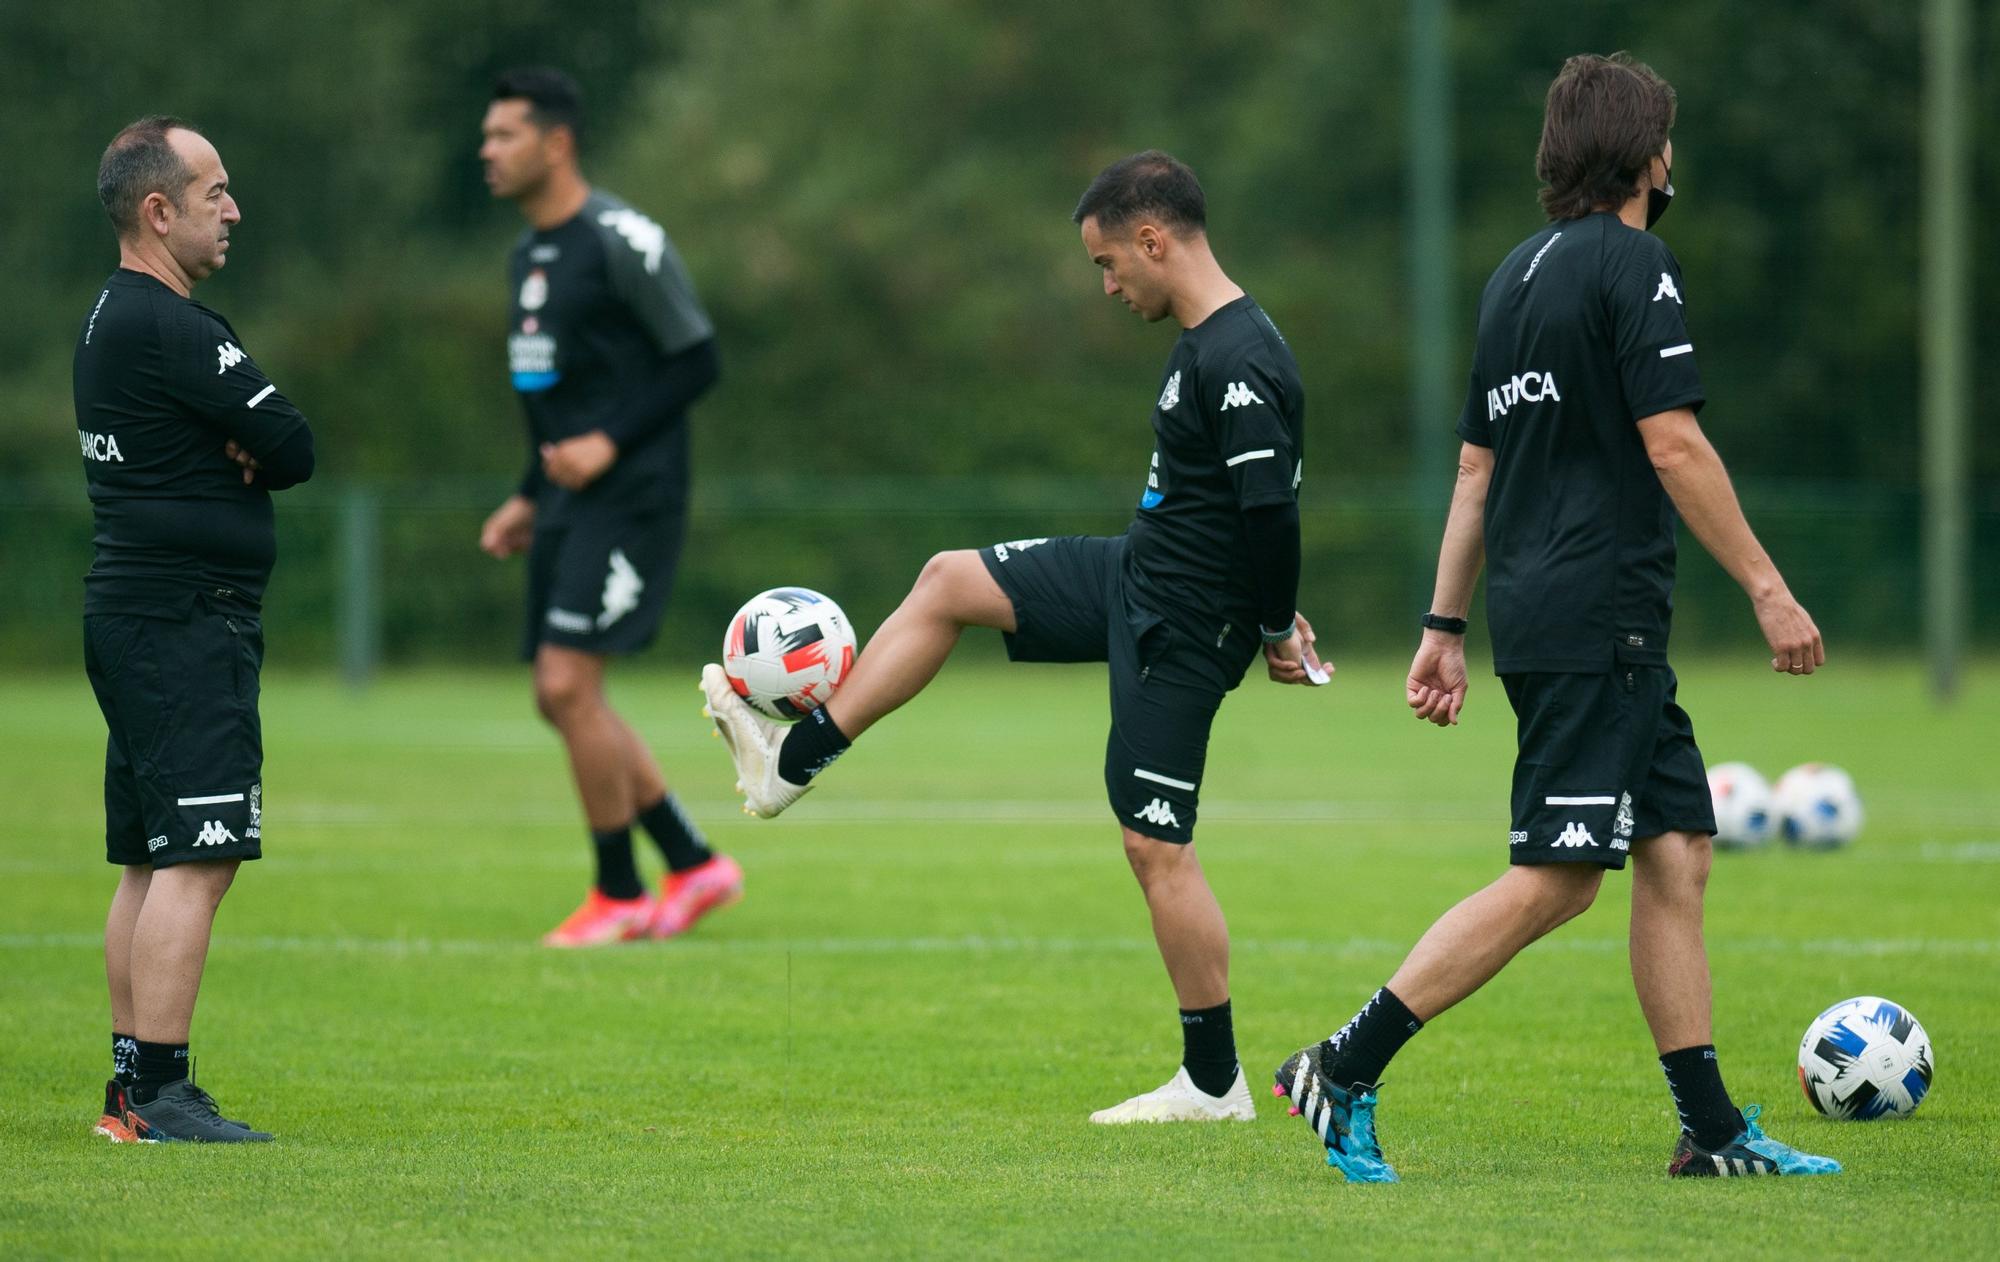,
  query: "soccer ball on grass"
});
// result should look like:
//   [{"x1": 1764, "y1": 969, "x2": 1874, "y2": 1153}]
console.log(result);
[
  {"x1": 1797, "y1": 996, "x2": 1933, "y2": 1120},
  {"x1": 1705, "y1": 761, "x2": 1774, "y2": 850}
]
